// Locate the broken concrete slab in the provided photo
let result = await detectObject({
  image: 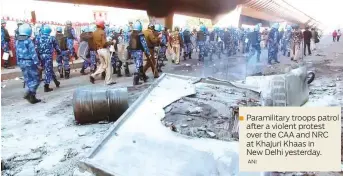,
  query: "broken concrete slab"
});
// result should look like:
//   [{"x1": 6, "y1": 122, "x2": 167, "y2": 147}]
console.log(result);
[{"x1": 79, "y1": 73, "x2": 263, "y2": 176}]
